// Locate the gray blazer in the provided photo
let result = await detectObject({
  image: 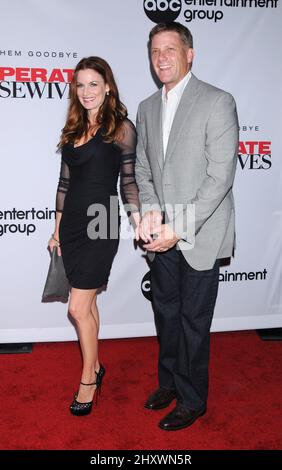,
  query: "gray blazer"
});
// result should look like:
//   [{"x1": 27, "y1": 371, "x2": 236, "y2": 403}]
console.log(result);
[{"x1": 135, "y1": 74, "x2": 239, "y2": 270}]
